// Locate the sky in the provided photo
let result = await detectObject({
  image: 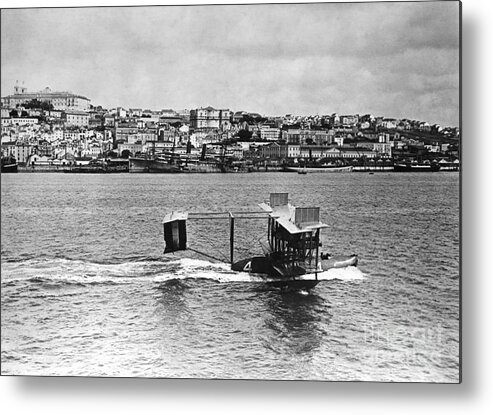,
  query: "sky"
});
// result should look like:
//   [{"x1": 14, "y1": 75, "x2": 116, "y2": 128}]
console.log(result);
[{"x1": 1, "y1": 1, "x2": 460, "y2": 127}]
